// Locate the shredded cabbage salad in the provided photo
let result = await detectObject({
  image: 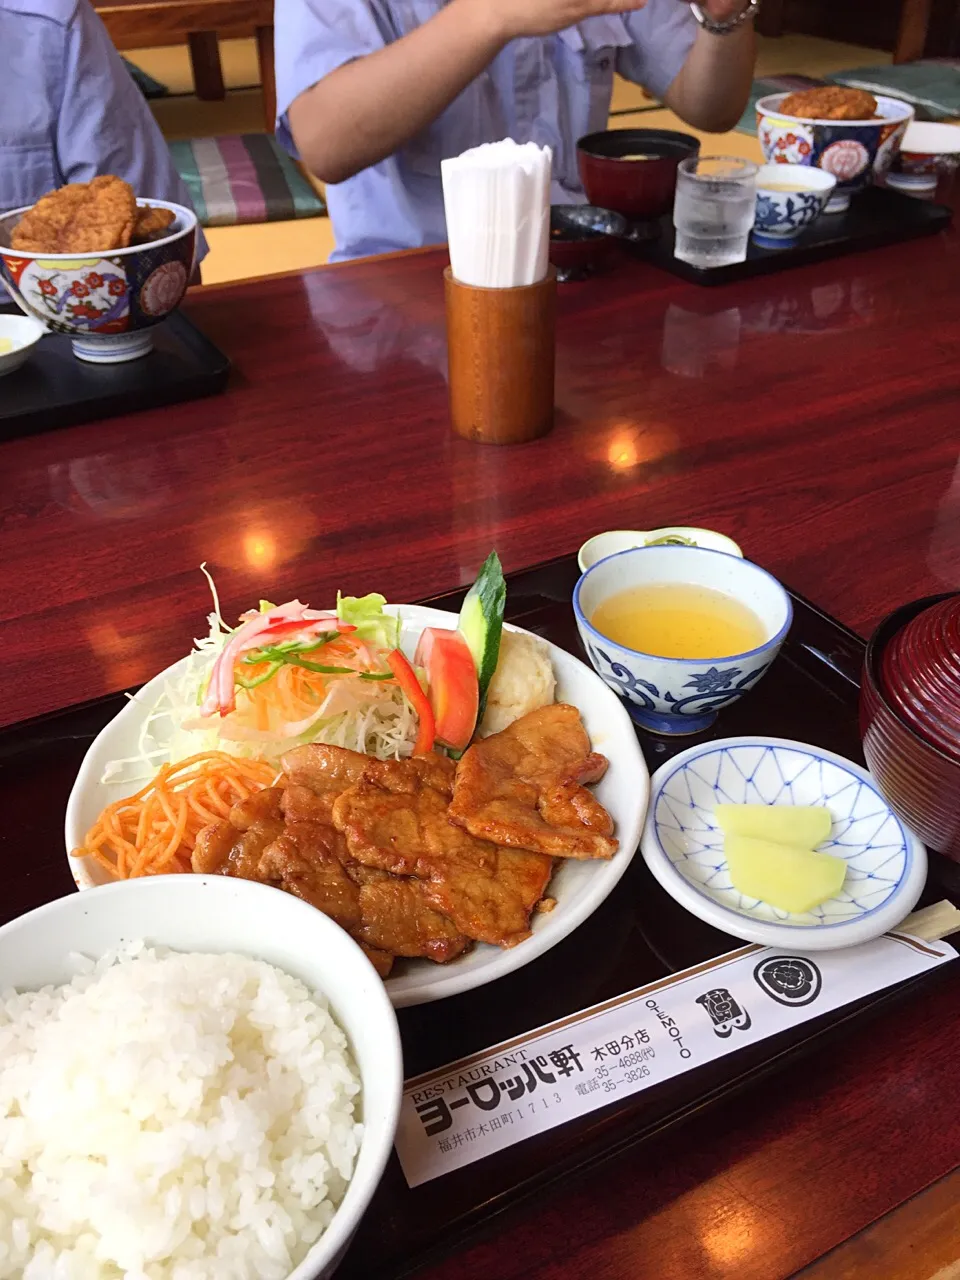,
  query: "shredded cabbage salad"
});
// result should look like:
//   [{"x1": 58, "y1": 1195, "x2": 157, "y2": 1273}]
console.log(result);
[{"x1": 105, "y1": 571, "x2": 420, "y2": 786}]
